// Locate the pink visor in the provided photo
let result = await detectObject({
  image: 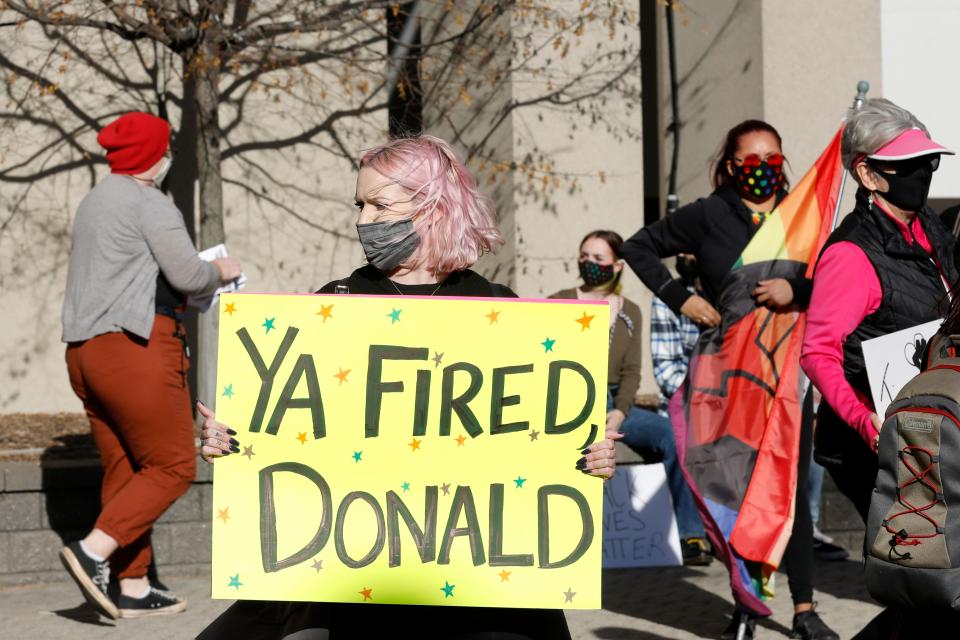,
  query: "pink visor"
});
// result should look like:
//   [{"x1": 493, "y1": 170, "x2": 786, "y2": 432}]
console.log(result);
[{"x1": 868, "y1": 127, "x2": 954, "y2": 161}]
